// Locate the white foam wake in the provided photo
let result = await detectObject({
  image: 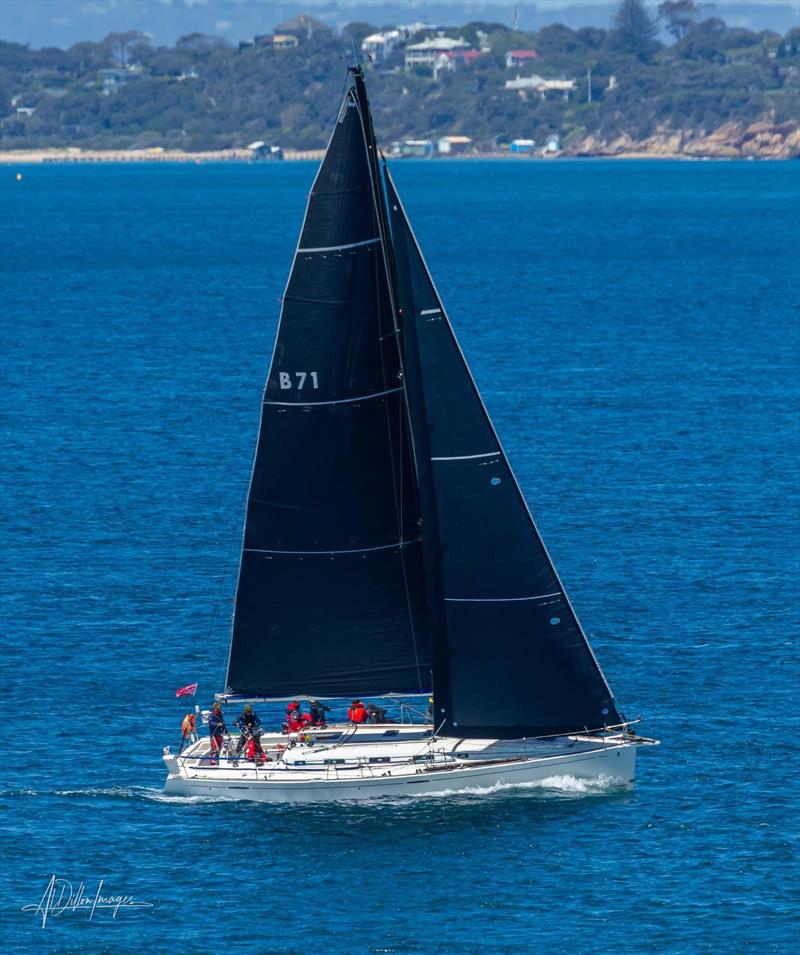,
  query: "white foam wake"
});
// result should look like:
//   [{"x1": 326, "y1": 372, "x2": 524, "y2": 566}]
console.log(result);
[{"x1": 408, "y1": 773, "x2": 631, "y2": 801}]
